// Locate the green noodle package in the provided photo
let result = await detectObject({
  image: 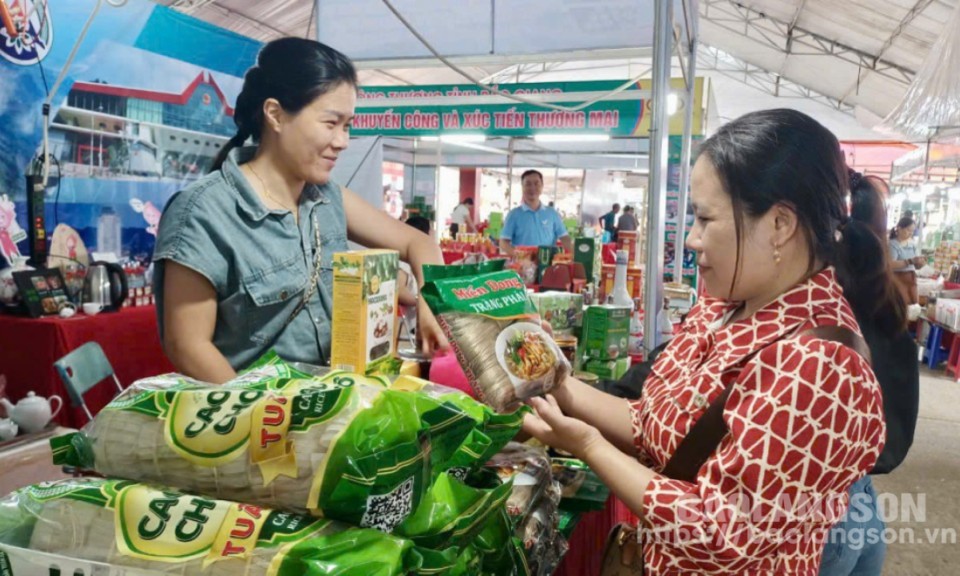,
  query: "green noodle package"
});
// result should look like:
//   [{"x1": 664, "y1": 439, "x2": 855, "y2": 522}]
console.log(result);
[
  {"x1": 51, "y1": 371, "x2": 481, "y2": 536},
  {"x1": 0, "y1": 478, "x2": 456, "y2": 576},
  {"x1": 422, "y1": 261, "x2": 571, "y2": 412}
]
